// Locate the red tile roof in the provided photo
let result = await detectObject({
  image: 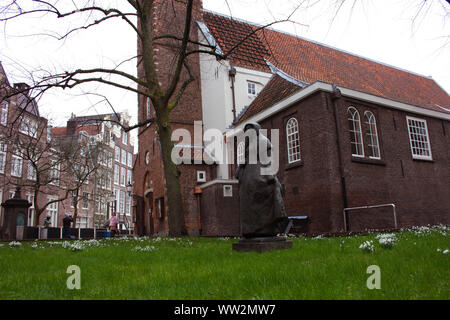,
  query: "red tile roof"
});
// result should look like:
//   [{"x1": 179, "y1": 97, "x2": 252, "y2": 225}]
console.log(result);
[
  {"x1": 238, "y1": 74, "x2": 301, "y2": 123},
  {"x1": 203, "y1": 11, "x2": 450, "y2": 113},
  {"x1": 51, "y1": 125, "x2": 101, "y2": 137},
  {"x1": 51, "y1": 127, "x2": 67, "y2": 137}
]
